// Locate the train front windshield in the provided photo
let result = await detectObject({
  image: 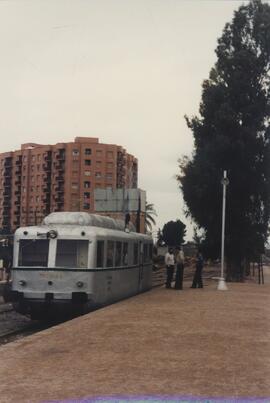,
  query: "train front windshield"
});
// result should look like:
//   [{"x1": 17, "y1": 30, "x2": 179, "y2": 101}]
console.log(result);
[
  {"x1": 18, "y1": 239, "x2": 89, "y2": 268},
  {"x1": 18, "y1": 239, "x2": 49, "y2": 267},
  {"x1": 55, "y1": 240, "x2": 88, "y2": 268}
]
